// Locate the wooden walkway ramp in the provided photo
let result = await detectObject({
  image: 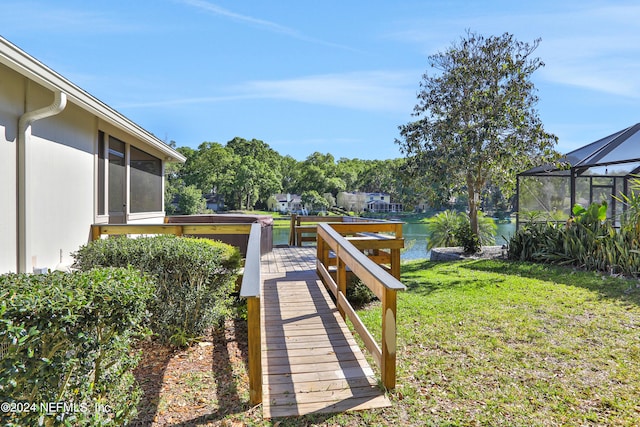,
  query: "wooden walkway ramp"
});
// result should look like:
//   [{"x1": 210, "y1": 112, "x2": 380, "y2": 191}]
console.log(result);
[{"x1": 259, "y1": 247, "x2": 391, "y2": 418}]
